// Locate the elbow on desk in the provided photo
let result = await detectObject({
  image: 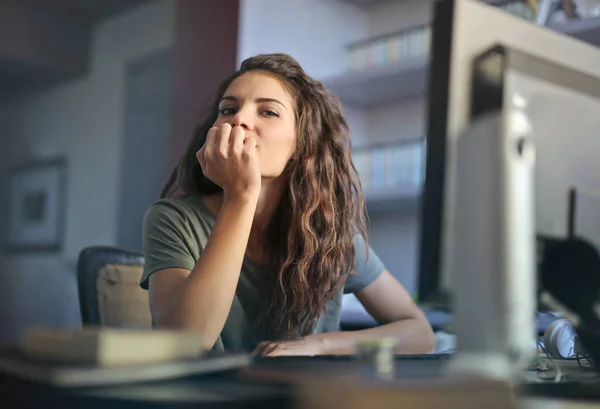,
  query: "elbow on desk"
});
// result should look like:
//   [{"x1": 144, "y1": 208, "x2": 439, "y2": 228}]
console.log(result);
[
  {"x1": 398, "y1": 314, "x2": 436, "y2": 355},
  {"x1": 415, "y1": 318, "x2": 437, "y2": 354},
  {"x1": 423, "y1": 331, "x2": 437, "y2": 354},
  {"x1": 152, "y1": 318, "x2": 219, "y2": 352},
  {"x1": 385, "y1": 316, "x2": 436, "y2": 355}
]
